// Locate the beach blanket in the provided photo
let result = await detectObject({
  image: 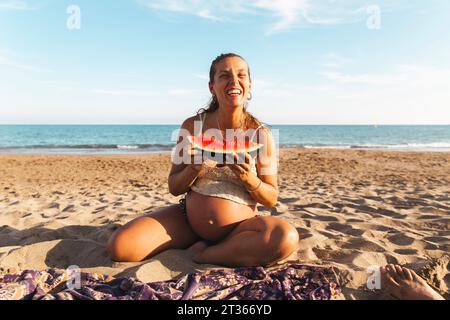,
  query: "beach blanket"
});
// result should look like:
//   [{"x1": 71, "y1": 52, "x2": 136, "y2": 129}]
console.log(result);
[{"x1": 0, "y1": 263, "x2": 341, "y2": 300}]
